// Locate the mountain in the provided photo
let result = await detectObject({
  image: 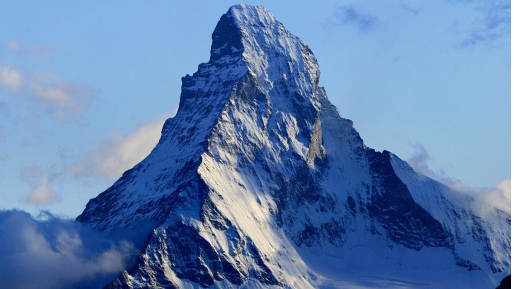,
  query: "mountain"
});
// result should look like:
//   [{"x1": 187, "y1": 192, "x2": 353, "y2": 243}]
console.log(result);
[
  {"x1": 497, "y1": 275, "x2": 512, "y2": 289},
  {"x1": 77, "y1": 5, "x2": 510, "y2": 289}
]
